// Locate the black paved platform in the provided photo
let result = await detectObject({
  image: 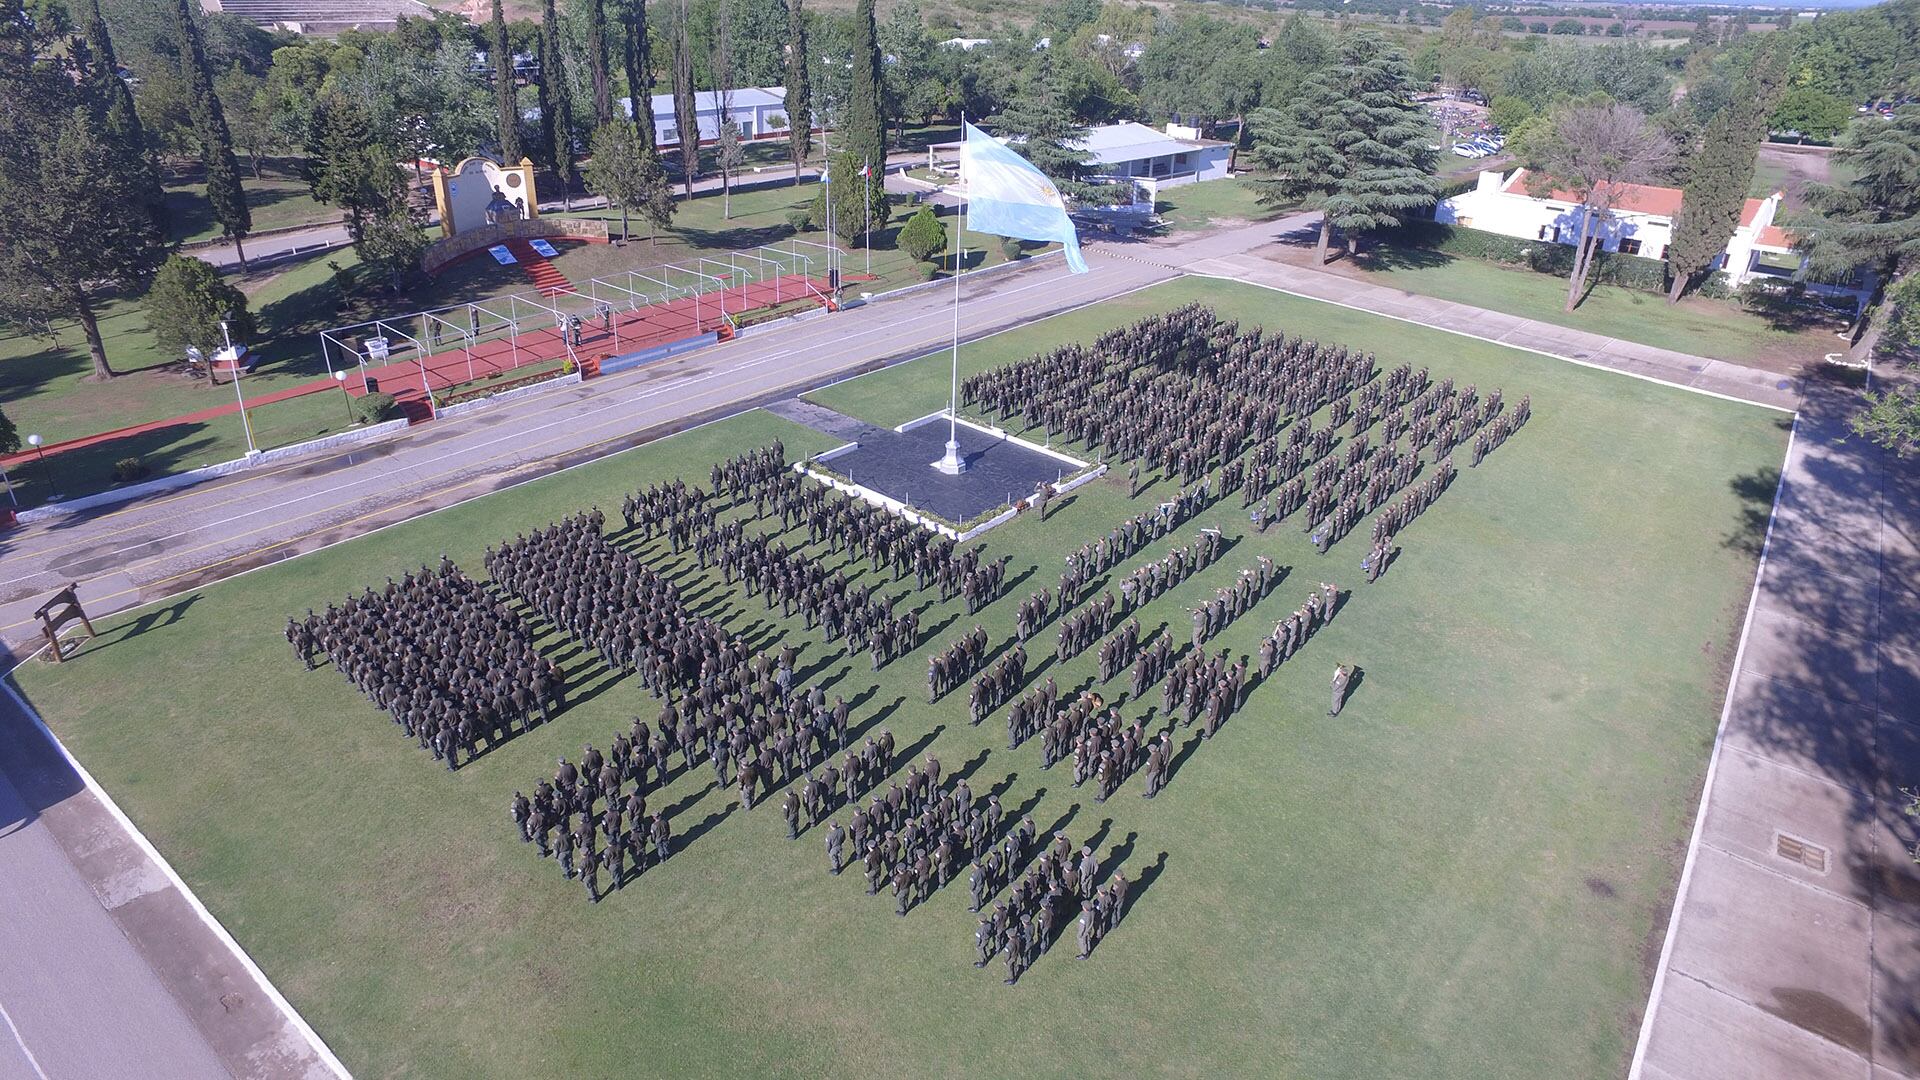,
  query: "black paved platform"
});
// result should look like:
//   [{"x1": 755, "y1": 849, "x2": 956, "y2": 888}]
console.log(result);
[{"x1": 817, "y1": 417, "x2": 1083, "y2": 525}]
